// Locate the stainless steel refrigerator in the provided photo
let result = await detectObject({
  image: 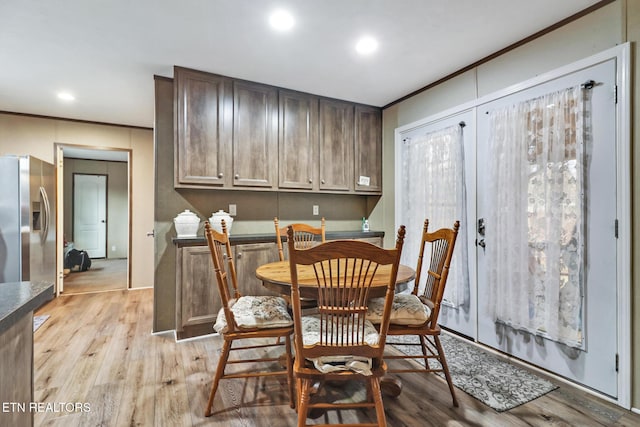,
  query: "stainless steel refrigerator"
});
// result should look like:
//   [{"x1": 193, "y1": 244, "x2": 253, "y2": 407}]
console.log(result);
[{"x1": 0, "y1": 155, "x2": 56, "y2": 284}]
